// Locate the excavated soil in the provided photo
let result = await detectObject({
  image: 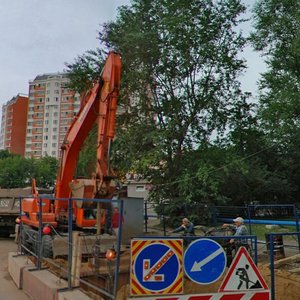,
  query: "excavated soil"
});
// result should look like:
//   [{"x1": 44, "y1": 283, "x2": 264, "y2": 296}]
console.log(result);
[{"x1": 116, "y1": 262, "x2": 300, "y2": 300}]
